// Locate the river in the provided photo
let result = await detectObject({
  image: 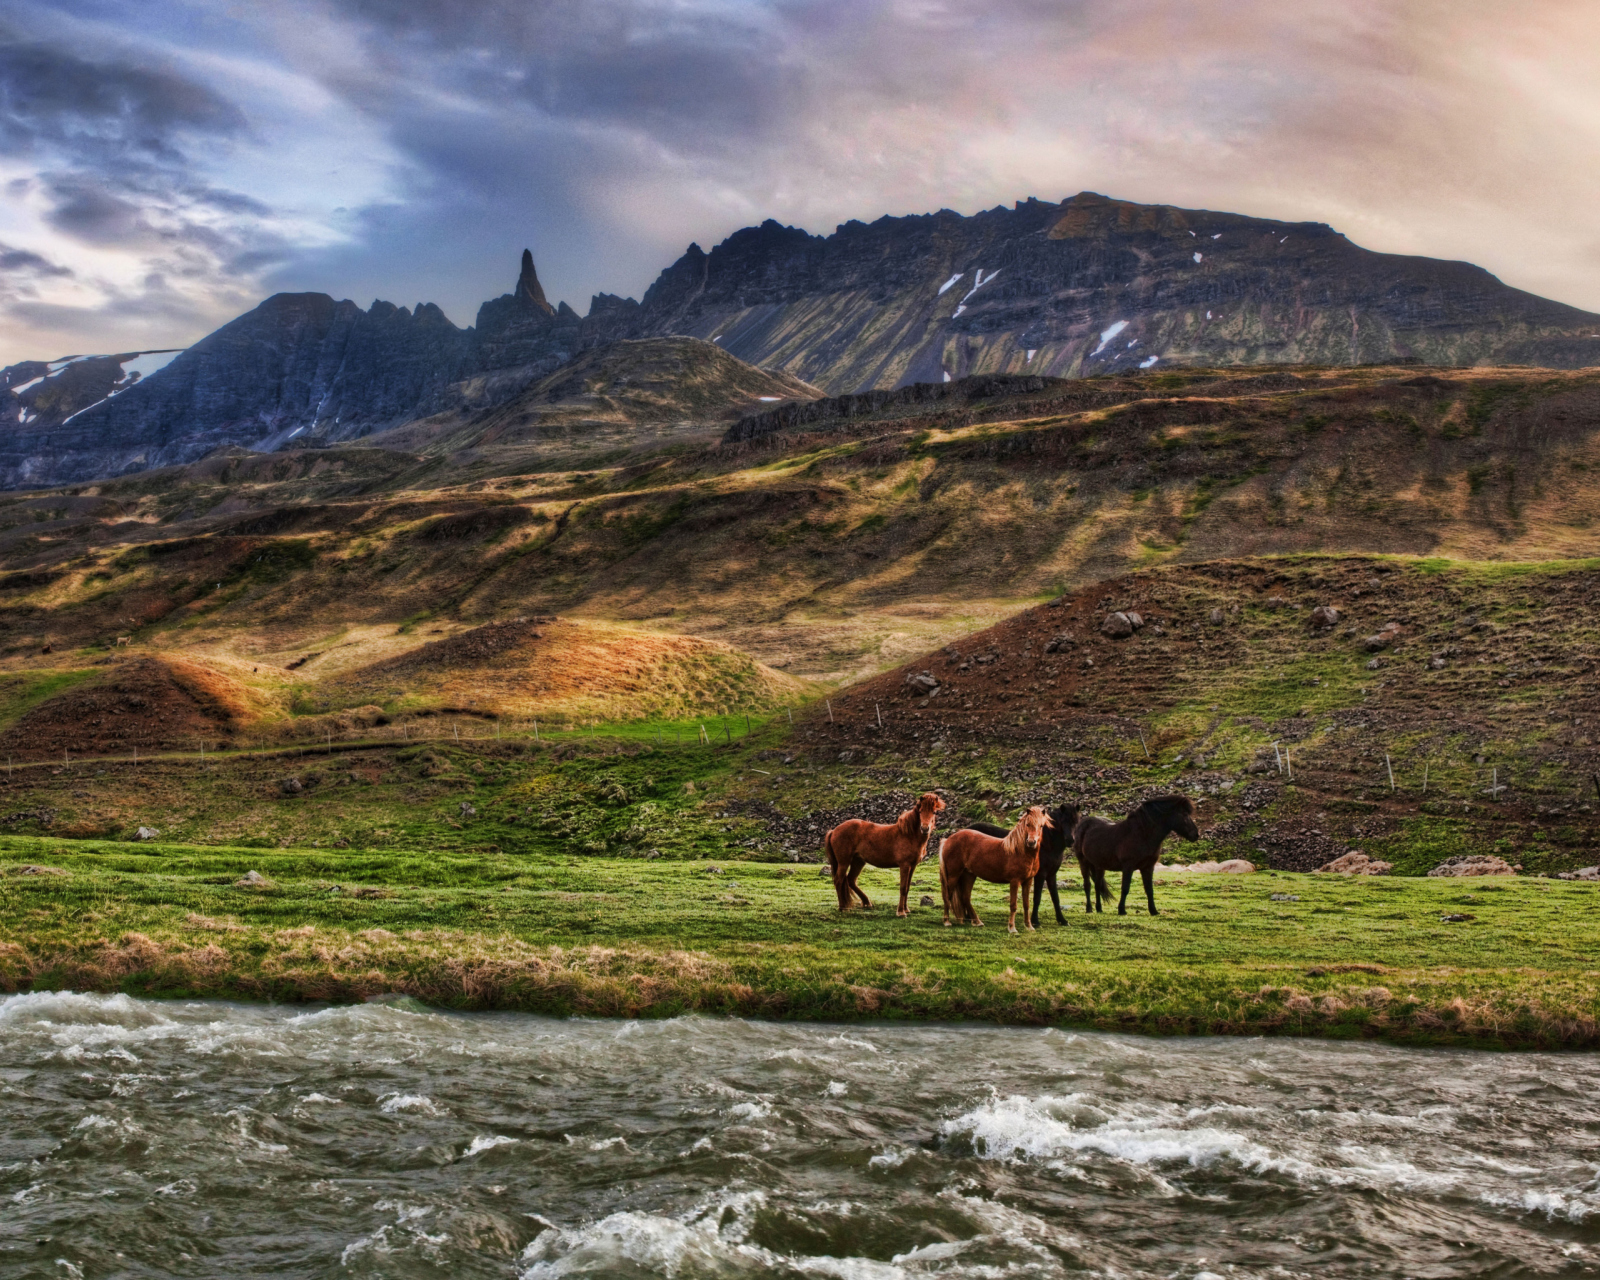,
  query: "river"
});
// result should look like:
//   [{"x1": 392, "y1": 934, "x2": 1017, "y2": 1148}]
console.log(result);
[{"x1": 1, "y1": 992, "x2": 1597, "y2": 1277}]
